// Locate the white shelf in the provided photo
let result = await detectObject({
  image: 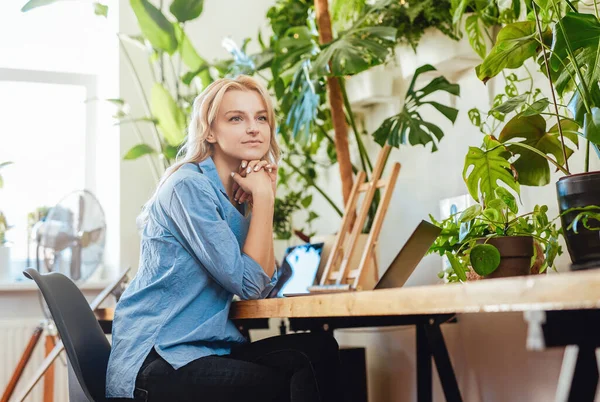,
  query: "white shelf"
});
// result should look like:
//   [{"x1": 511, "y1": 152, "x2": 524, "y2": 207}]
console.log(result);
[{"x1": 0, "y1": 279, "x2": 115, "y2": 292}]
